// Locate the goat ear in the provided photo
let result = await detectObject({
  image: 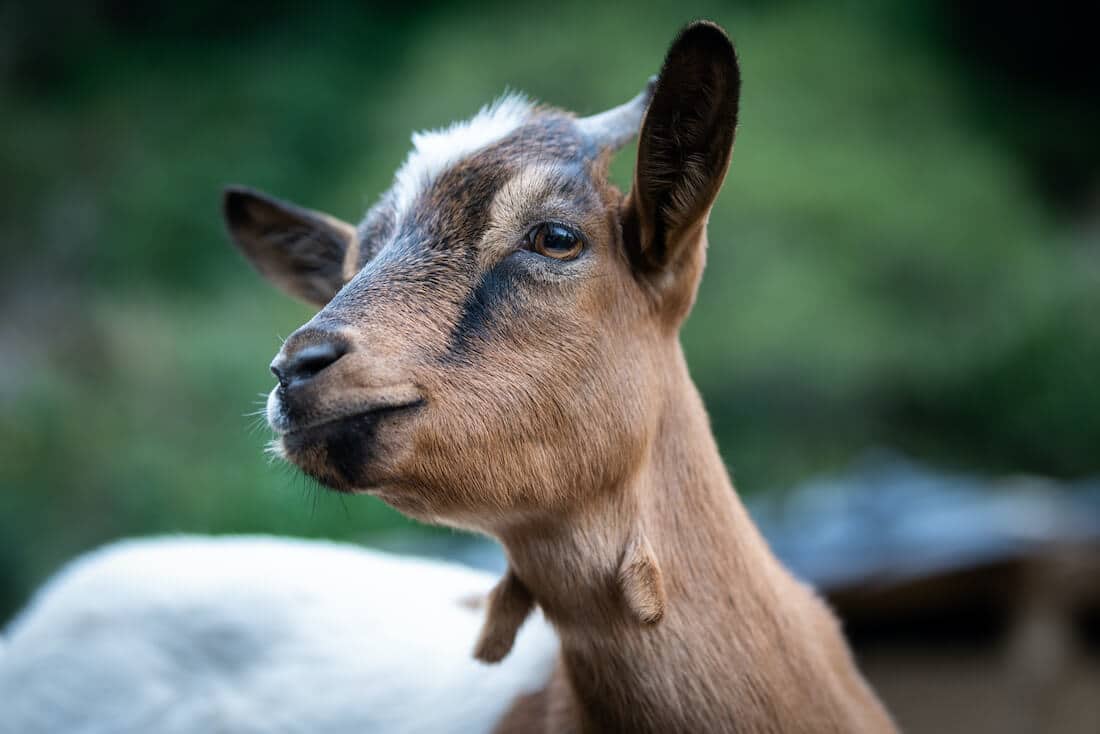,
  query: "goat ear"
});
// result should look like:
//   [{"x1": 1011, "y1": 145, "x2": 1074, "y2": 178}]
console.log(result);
[
  {"x1": 622, "y1": 22, "x2": 740, "y2": 319},
  {"x1": 222, "y1": 185, "x2": 358, "y2": 307}
]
